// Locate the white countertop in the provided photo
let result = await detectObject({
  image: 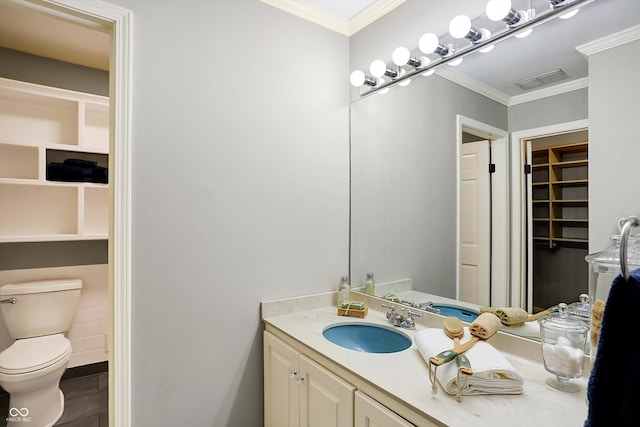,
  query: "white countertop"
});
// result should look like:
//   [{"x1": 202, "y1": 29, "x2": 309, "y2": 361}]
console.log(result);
[{"x1": 262, "y1": 292, "x2": 589, "y2": 427}]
